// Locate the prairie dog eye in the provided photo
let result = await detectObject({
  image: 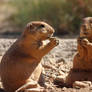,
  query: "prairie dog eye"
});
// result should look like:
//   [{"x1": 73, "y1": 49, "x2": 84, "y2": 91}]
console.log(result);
[{"x1": 38, "y1": 24, "x2": 45, "y2": 29}]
